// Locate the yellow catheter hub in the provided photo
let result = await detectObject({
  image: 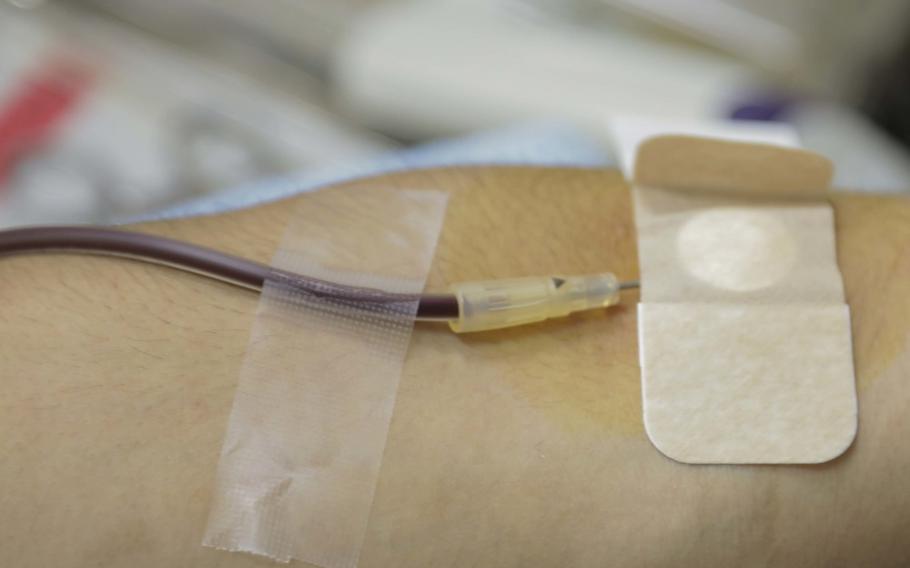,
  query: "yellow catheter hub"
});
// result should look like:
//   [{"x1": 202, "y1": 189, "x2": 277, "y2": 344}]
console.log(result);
[{"x1": 449, "y1": 273, "x2": 622, "y2": 333}]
